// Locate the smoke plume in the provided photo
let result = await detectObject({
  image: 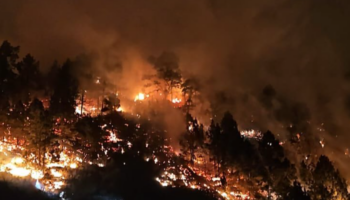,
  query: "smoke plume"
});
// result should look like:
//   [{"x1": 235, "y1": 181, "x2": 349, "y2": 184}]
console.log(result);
[{"x1": 1, "y1": 0, "x2": 350, "y2": 178}]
